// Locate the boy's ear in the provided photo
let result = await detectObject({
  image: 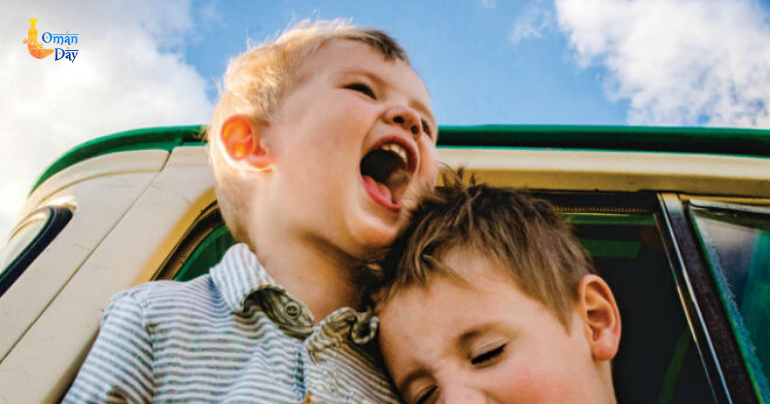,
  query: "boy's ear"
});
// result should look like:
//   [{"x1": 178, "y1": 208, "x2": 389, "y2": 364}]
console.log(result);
[
  {"x1": 577, "y1": 274, "x2": 621, "y2": 362},
  {"x1": 219, "y1": 115, "x2": 274, "y2": 170}
]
